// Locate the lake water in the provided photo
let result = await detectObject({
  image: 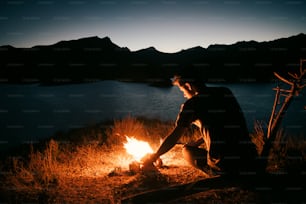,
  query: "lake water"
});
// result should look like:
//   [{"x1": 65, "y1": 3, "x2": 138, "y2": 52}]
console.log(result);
[{"x1": 0, "y1": 80, "x2": 305, "y2": 152}]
